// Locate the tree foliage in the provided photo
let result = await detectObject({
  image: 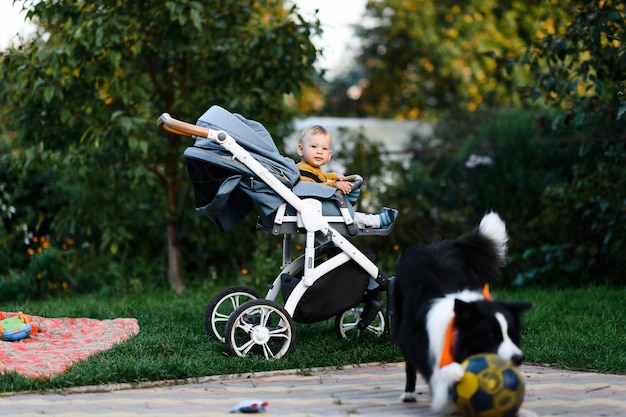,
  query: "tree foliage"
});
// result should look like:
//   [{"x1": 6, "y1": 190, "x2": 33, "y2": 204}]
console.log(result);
[
  {"x1": 519, "y1": 0, "x2": 626, "y2": 127},
  {"x1": 324, "y1": 0, "x2": 626, "y2": 286},
  {"x1": 507, "y1": 0, "x2": 626, "y2": 285},
  {"x1": 324, "y1": 0, "x2": 570, "y2": 118},
  {"x1": 3, "y1": 0, "x2": 624, "y2": 297},
  {"x1": 0, "y1": 0, "x2": 321, "y2": 296}
]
